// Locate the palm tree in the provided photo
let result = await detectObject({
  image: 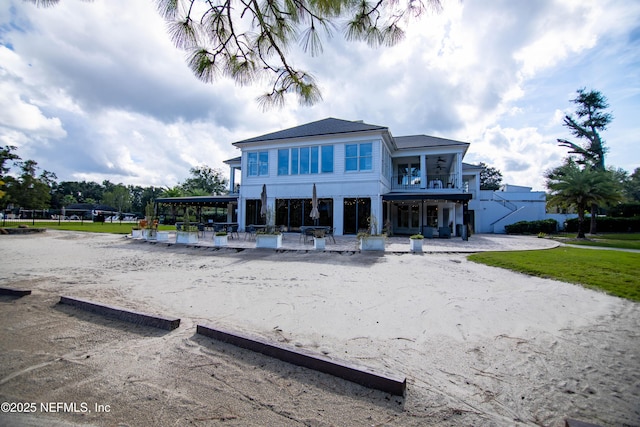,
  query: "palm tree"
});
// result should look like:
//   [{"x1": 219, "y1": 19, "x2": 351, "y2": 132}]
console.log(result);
[{"x1": 546, "y1": 163, "x2": 622, "y2": 238}]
